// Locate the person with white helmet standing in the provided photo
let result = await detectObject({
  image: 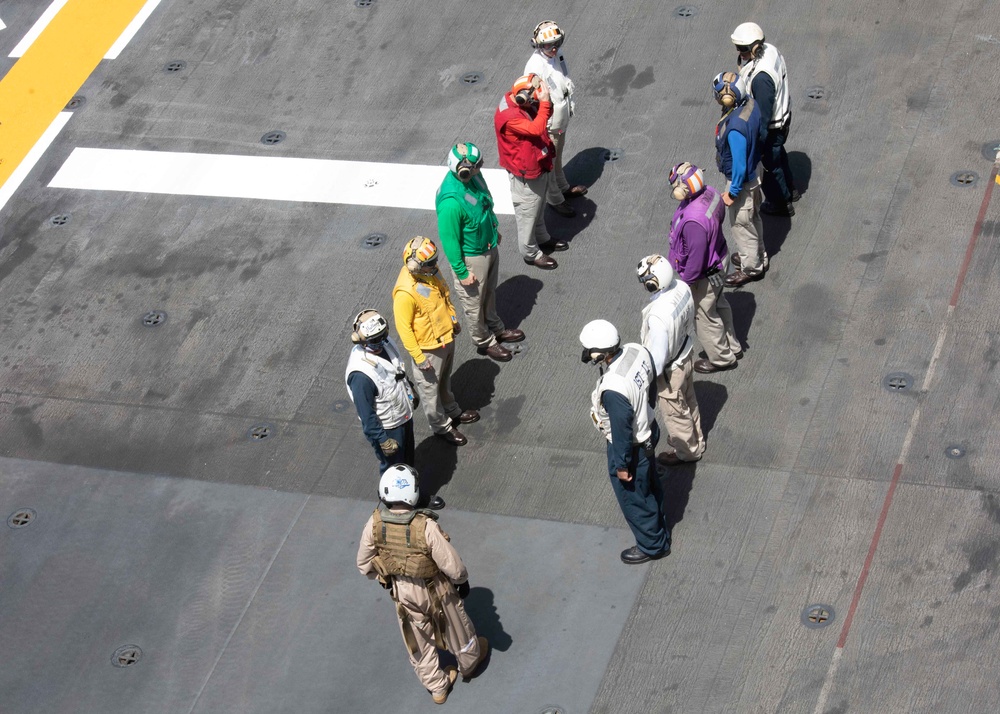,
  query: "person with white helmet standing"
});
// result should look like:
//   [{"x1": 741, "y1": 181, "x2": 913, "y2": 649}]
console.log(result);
[
  {"x1": 731, "y1": 22, "x2": 799, "y2": 217},
  {"x1": 357, "y1": 464, "x2": 490, "y2": 705},
  {"x1": 524, "y1": 20, "x2": 589, "y2": 218},
  {"x1": 392, "y1": 236, "x2": 479, "y2": 447},
  {"x1": 636, "y1": 255, "x2": 705, "y2": 466},
  {"x1": 580, "y1": 319, "x2": 671, "y2": 564},
  {"x1": 345, "y1": 309, "x2": 418, "y2": 473},
  {"x1": 666, "y1": 162, "x2": 741, "y2": 374},
  {"x1": 711, "y1": 70, "x2": 767, "y2": 287},
  {"x1": 435, "y1": 142, "x2": 526, "y2": 363}
]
